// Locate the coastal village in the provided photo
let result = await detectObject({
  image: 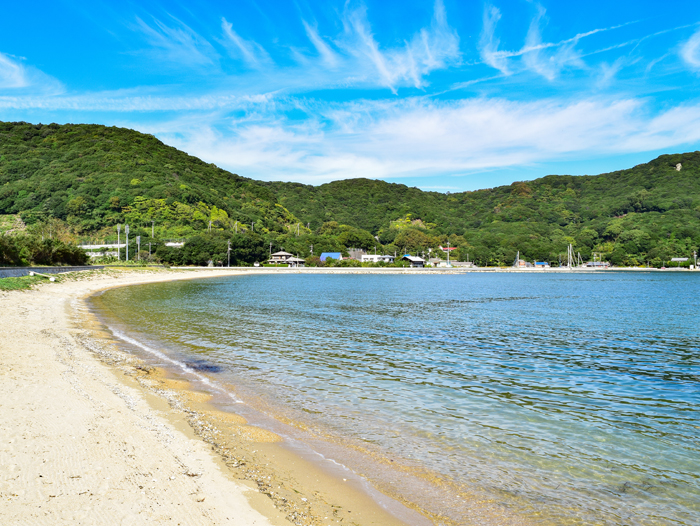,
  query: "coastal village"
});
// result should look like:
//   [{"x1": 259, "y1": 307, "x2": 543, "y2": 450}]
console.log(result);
[{"x1": 267, "y1": 245, "x2": 470, "y2": 268}]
